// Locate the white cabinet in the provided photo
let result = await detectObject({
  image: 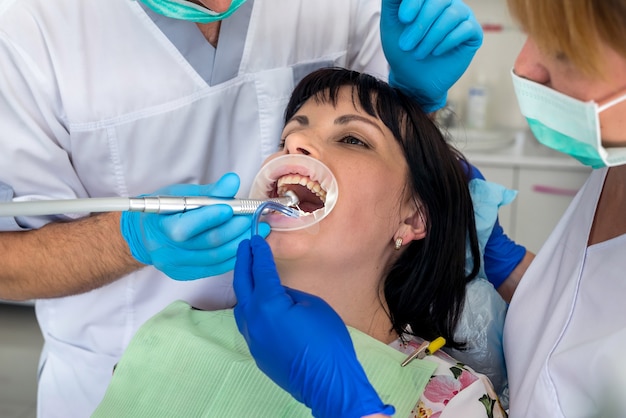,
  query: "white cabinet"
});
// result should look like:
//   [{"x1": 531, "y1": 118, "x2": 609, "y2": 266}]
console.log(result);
[
  {"x1": 513, "y1": 168, "x2": 590, "y2": 253},
  {"x1": 450, "y1": 129, "x2": 592, "y2": 254}
]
